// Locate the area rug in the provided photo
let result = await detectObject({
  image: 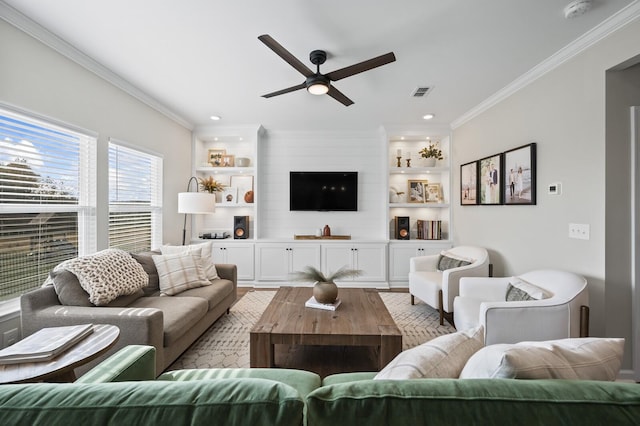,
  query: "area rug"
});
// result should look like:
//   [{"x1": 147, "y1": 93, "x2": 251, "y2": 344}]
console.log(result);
[{"x1": 168, "y1": 290, "x2": 456, "y2": 371}]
